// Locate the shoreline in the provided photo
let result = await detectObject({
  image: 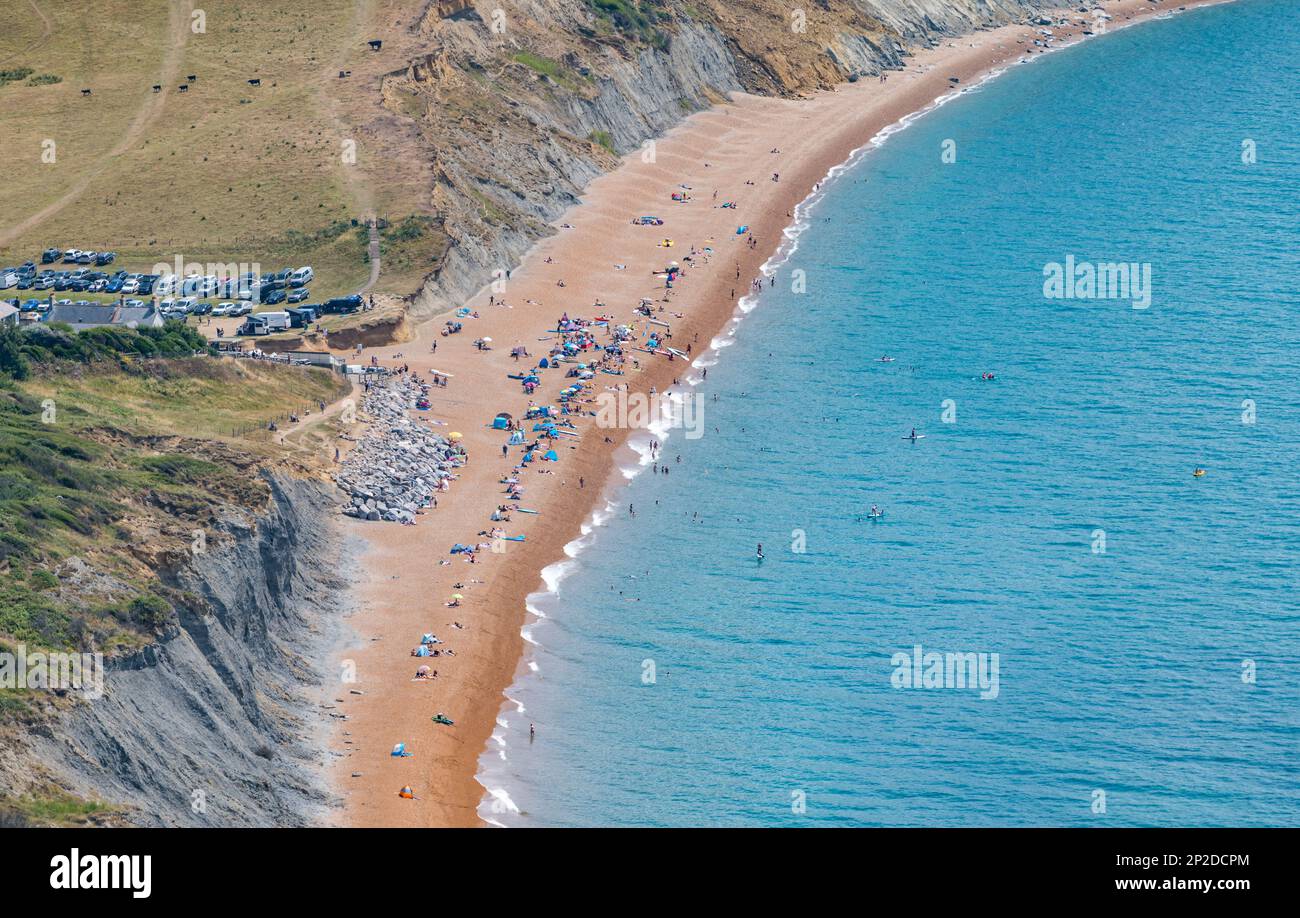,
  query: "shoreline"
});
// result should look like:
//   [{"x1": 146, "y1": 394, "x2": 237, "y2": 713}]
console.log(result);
[{"x1": 328, "y1": 0, "x2": 1228, "y2": 828}]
